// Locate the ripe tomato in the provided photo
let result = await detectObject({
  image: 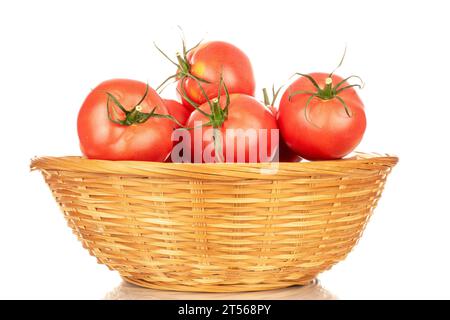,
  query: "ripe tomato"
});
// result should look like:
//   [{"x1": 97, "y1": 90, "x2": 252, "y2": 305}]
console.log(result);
[
  {"x1": 162, "y1": 99, "x2": 191, "y2": 163},
  {"x1": 158, "y1": 41, "x2": 255, "y2": 110},
  {"x1": 181, "y1": 94, "x2": 278, "y2": 163},
  {"x1": 163, "y1": 99, "x2": 191, "y2": 127},
  {"x1": 277, "y1": 137, "x2": 302, "y2": 162},
  {"x1": 263, "y1": 88, "x2": 302, "y2": 163},
  {"x1": 278, "y1": 73, "x2": 366, "y2": 160},
  {"x1": 77, "y1": 79, "x2": 174, "y2": 161}
]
